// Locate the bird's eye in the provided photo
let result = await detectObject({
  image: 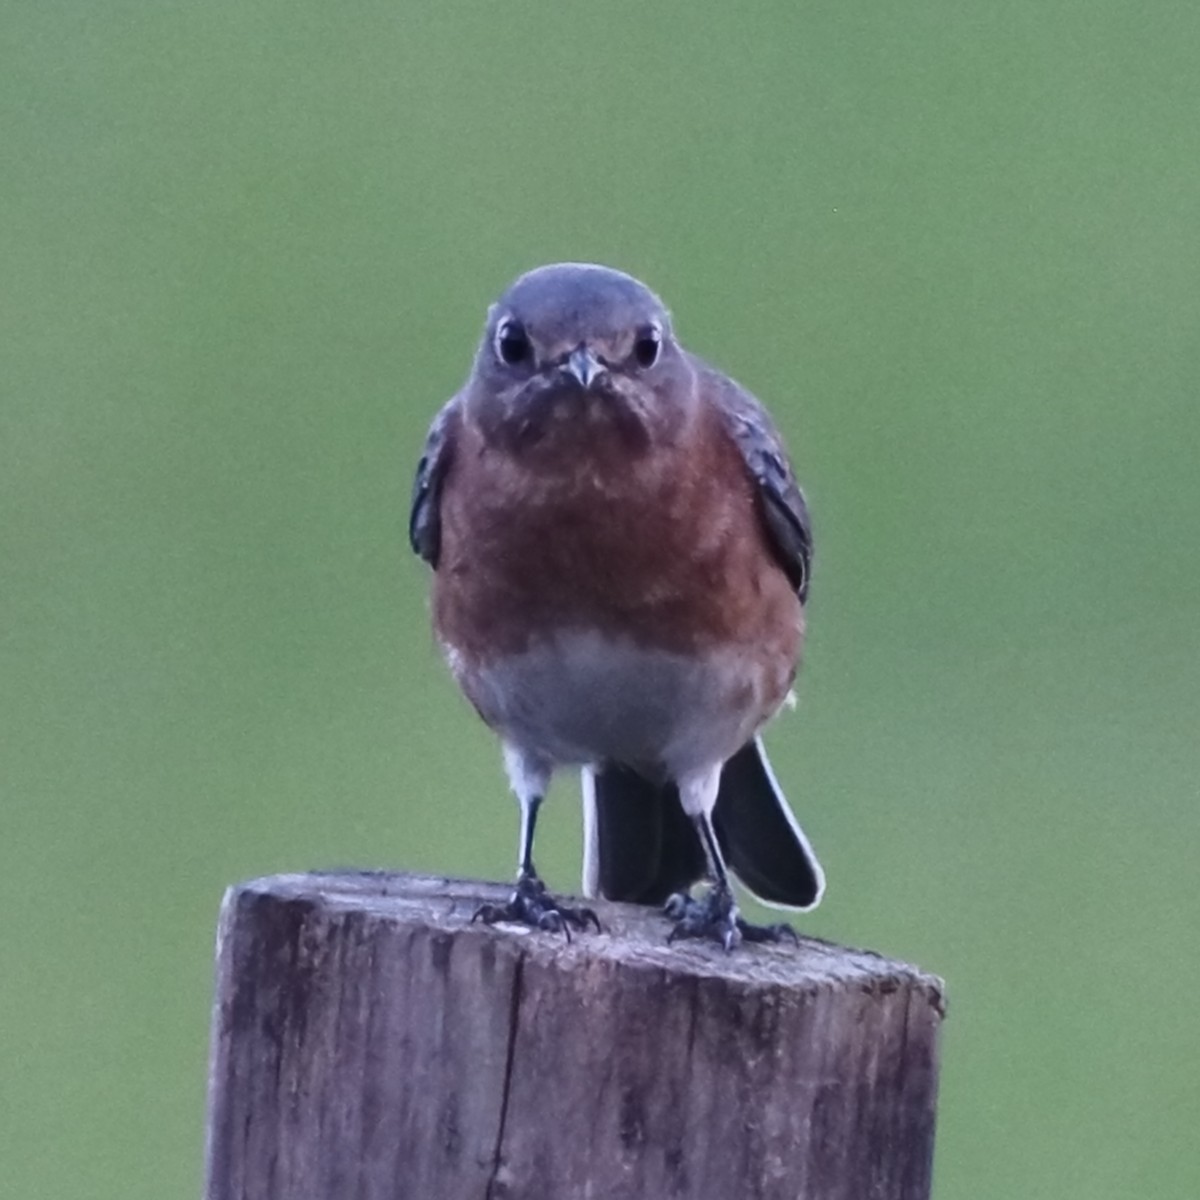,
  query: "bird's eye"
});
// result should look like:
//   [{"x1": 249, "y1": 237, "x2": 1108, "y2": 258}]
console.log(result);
[
  {"x1": 632, "y1": 325, "x2": 662, "y2": 368},
  {"x1": 495, "y1": 319, "x2": 532, "y2": 366}
]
